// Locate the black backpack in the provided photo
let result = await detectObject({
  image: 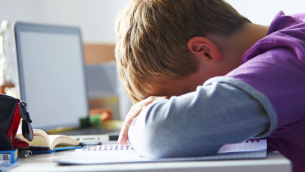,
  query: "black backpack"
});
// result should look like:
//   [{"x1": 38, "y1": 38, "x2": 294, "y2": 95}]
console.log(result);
[{"x1": 0, "y1": 94, "x2": 33, "y2": 150}]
